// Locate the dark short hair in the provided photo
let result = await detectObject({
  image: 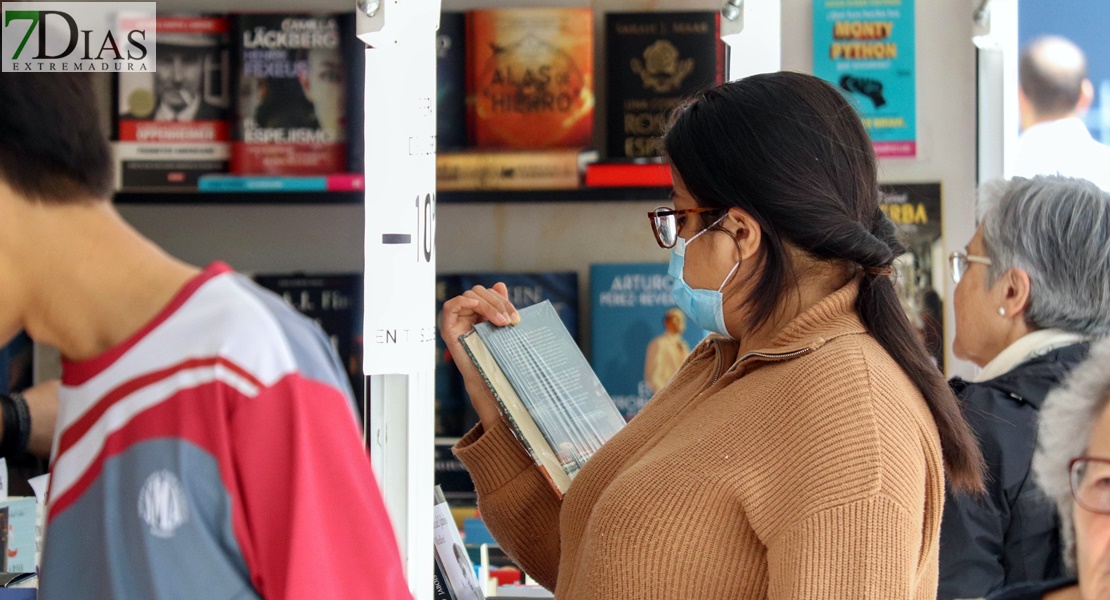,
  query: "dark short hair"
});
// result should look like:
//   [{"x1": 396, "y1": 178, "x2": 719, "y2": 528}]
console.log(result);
[
  {"x1": 0, "y1": 73, "x2": 114, "y2": 202},
  {"x1": 1019, "y1": 36, "x2": 1088, "y2": 117}
]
